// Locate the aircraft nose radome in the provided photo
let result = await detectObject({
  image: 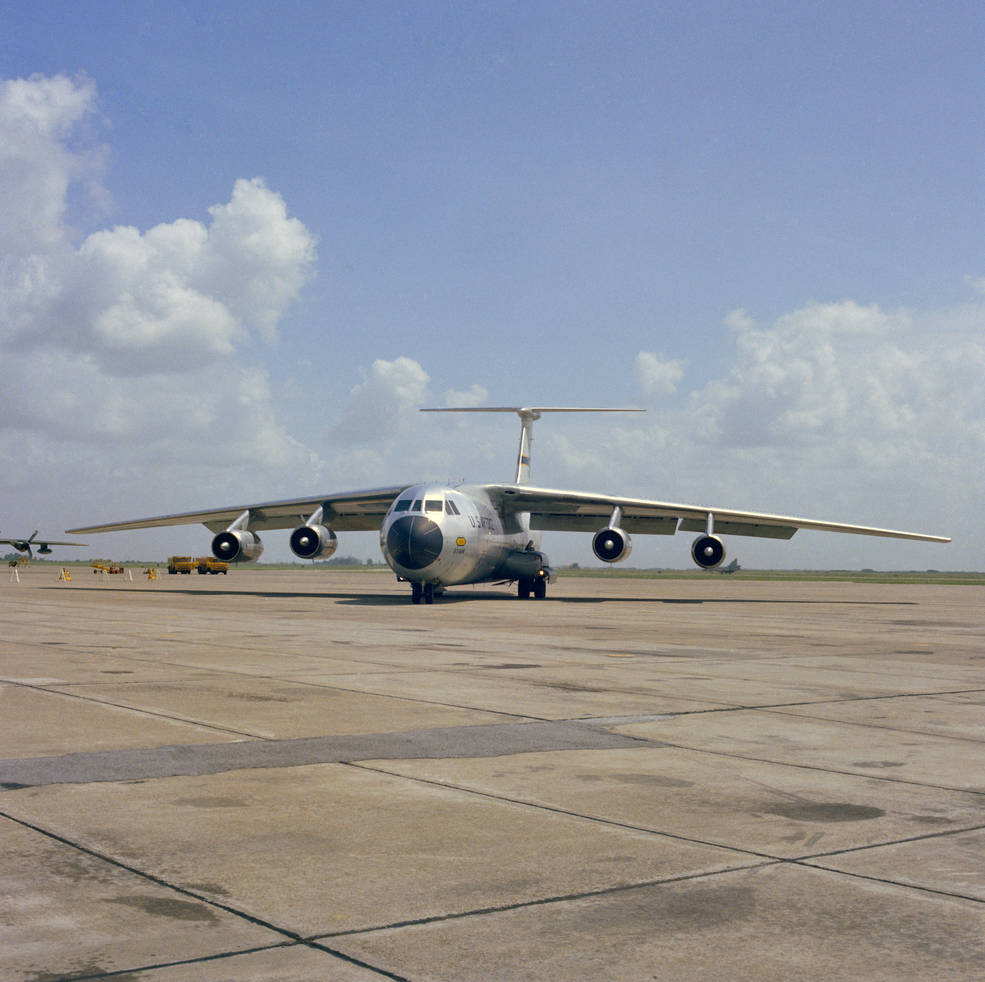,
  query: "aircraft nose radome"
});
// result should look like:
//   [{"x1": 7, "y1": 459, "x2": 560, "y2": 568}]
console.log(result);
[{"x1": 386, "y1": 515, "x2": 443, "y2": 570}]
